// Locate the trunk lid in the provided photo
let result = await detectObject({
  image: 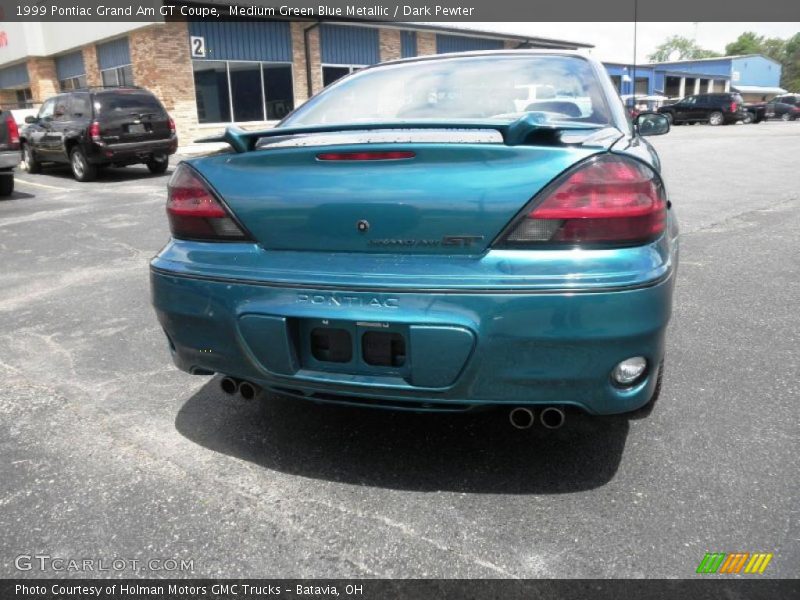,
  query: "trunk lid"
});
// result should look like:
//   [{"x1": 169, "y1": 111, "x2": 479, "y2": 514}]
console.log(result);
[{"x1": 192, "y1": 137, "x2": 606, "y2": 255}]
